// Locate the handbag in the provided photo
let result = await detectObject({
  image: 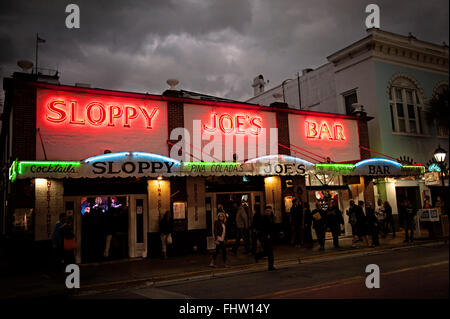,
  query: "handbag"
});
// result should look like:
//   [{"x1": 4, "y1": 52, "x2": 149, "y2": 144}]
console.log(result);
[
  {"x1": 166, "y1": 233, "x2": 173, "y2": 245},
  {"x1": 64, "y1": 237, "x2": 77, "y2": 251}
]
